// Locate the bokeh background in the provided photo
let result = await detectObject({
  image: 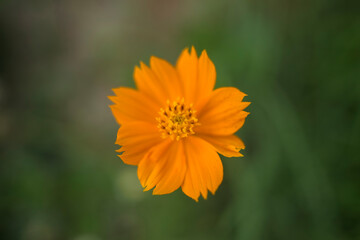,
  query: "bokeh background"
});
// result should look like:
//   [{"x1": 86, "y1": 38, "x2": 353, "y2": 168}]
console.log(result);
[{"x1": 1, "y1": 0, "x2": 359, "y2": 239}]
